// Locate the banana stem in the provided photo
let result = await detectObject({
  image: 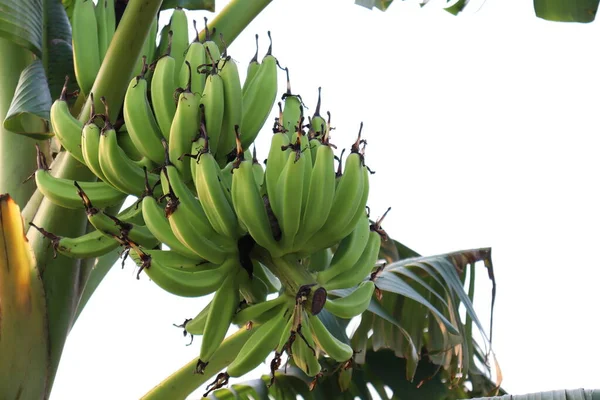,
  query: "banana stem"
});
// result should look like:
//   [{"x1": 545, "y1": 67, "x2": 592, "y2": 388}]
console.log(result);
[
  {"x1": 253, "y1": 249, "x2": 316, "y2": 295},
  {"x1": 198, "y1": 0, "x2": 273, "y2": 52},
  {"x1": 141, "y1": 327, "x2": 254, "y2": 400}
]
